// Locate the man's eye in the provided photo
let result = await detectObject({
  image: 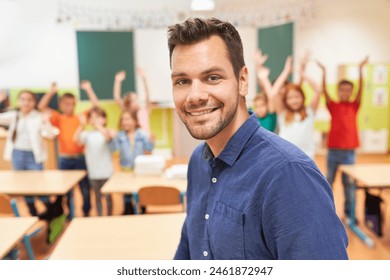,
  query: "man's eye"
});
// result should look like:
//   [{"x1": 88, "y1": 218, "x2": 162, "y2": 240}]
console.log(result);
[
  {"x1": 175, "y1": 79, "x2": 189, "y2": 85},
  {"x1": 208, "y1": 75, "x2": 220, "y2": 82}
]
